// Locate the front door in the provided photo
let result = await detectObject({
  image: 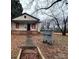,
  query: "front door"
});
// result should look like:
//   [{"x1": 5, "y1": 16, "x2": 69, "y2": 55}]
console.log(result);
[{"x1": 27, "y1": 24, "x2": 30, "y2": 31}]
